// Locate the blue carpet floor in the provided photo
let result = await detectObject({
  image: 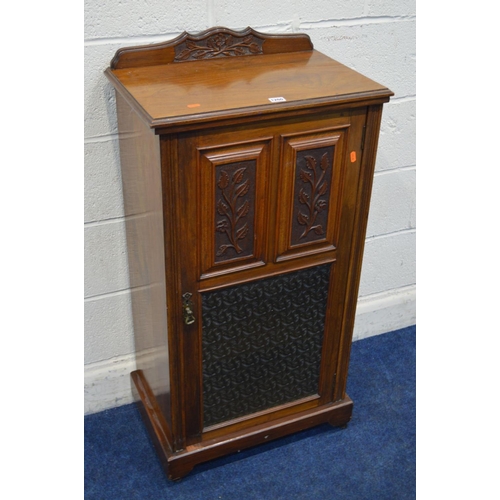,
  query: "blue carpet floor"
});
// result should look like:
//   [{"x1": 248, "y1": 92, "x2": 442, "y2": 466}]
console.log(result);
[{"x1": 85, "y1": 325, "x2": 416, "y2": 499}]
